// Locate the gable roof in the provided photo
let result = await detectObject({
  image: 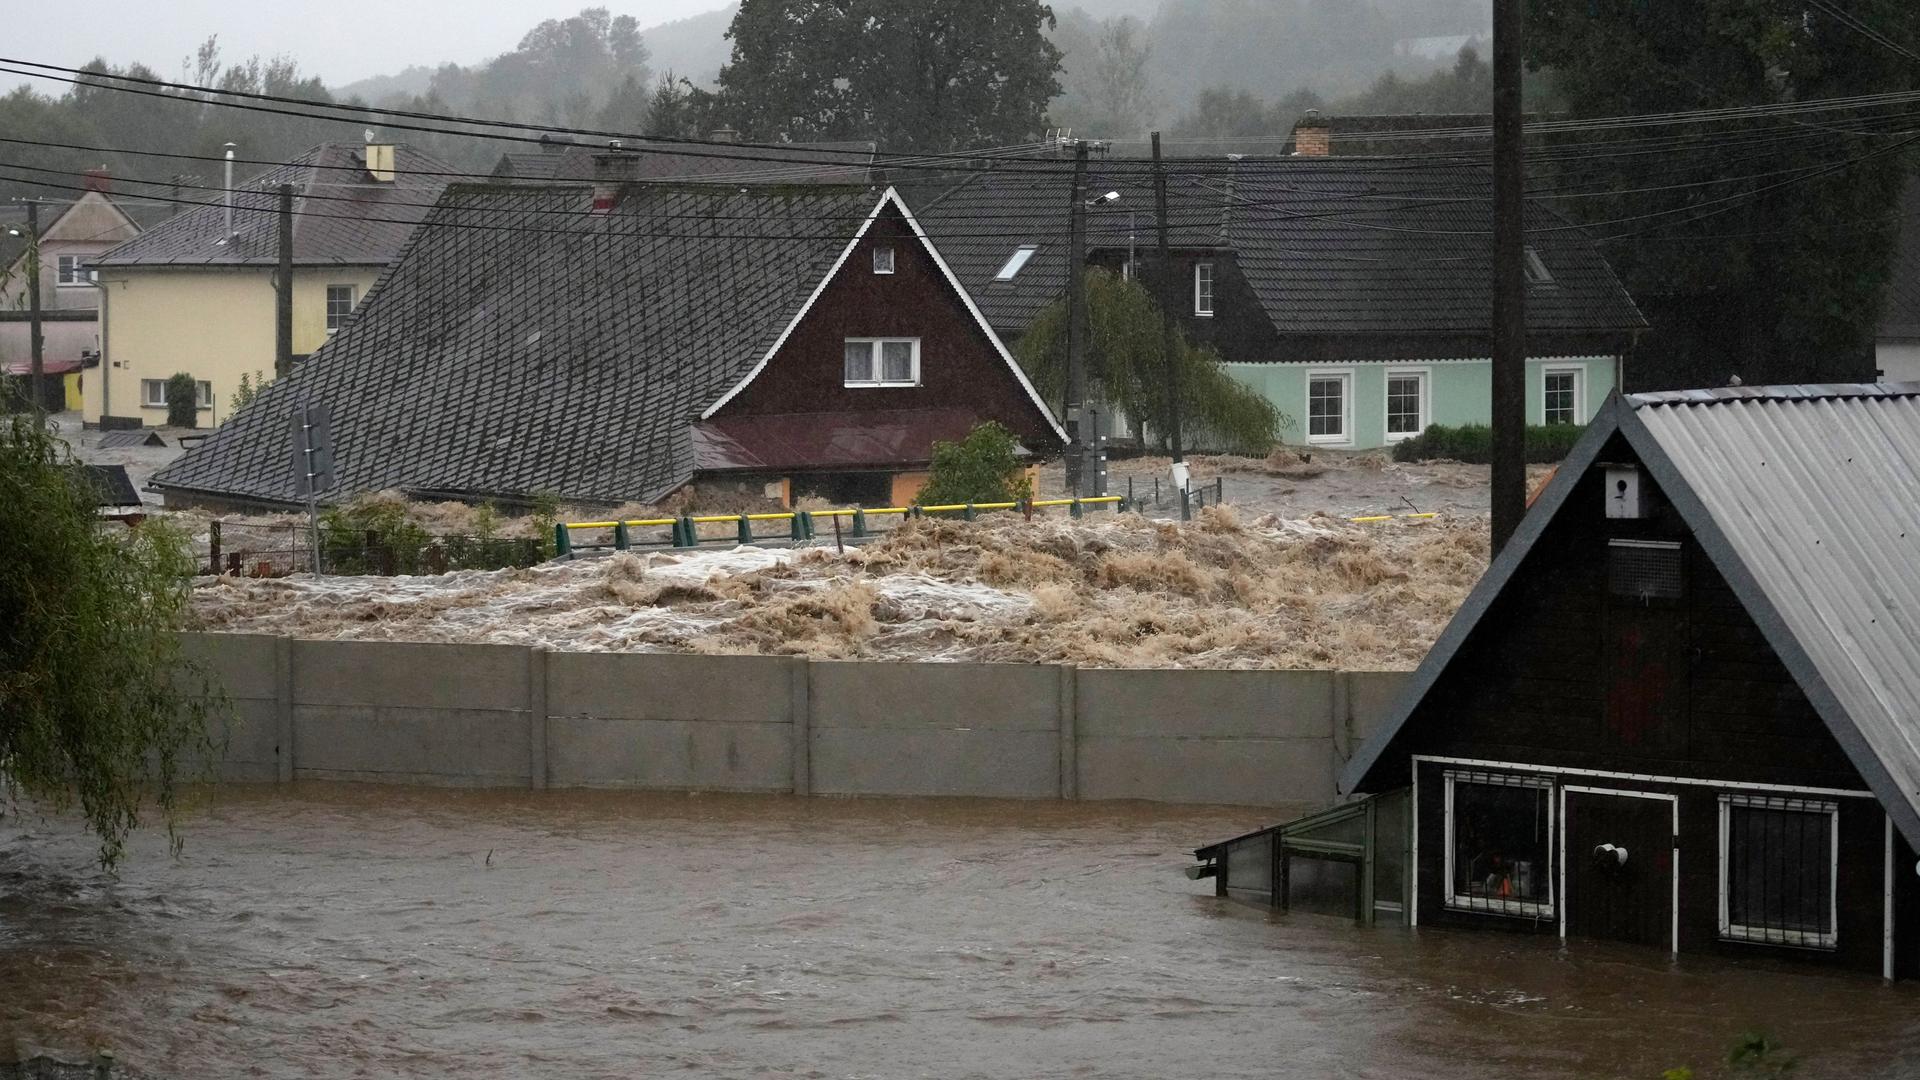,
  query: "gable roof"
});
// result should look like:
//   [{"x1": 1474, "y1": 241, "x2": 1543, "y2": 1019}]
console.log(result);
[
  {"x1": 903, "y1": 157, "x2": 1646, "y2": 344},
  {"x1": 149, "y1": 183, "x2": 1046, "y2": 507},
  {"x1": 93, "y1": 143, "x2": 453, "y2": 268},
  {"x1": 1341, "y1": 382, "x2": 1920, "y2": 851}
]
